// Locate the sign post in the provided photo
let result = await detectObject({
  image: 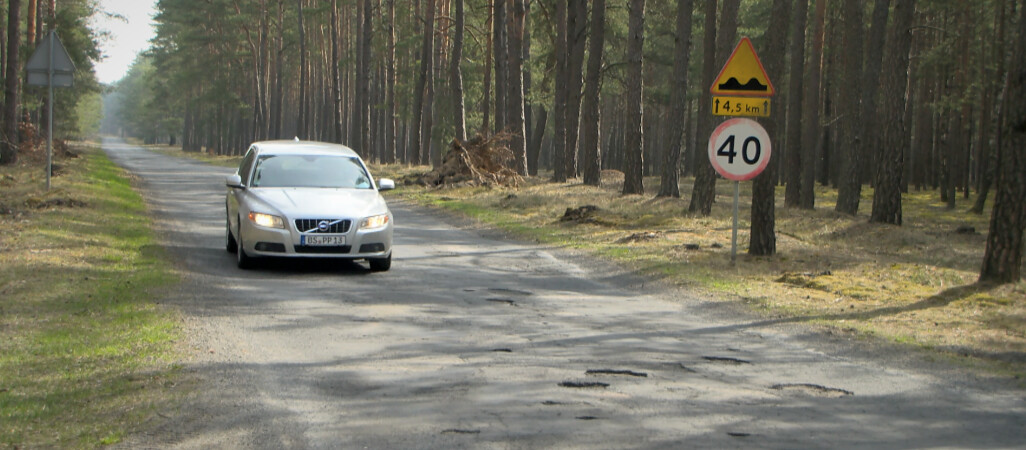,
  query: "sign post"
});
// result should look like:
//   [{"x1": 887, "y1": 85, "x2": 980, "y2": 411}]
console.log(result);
[
  {"x1": 708, "y1": 118, "x2": 772, "y2": 263},
  {"x1": 707, "y1": 37, "x2": 774, "y2": 264},
  {"x1": 26, "y1": 30, "x2": 75, "y2": 190}
]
